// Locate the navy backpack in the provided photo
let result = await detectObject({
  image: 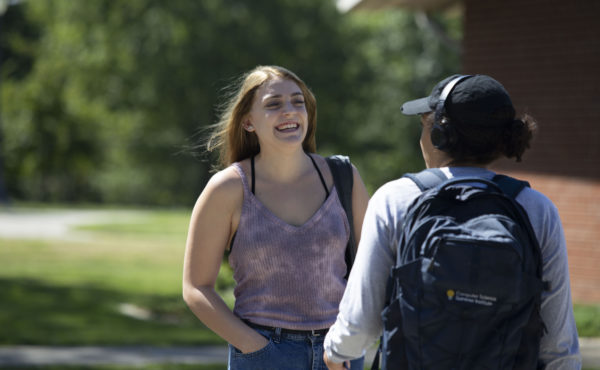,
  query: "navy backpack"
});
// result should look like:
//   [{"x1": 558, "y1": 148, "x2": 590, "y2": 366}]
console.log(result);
[{"x1": 376, "y1": 169, "x2": 547, "y2": 370}]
